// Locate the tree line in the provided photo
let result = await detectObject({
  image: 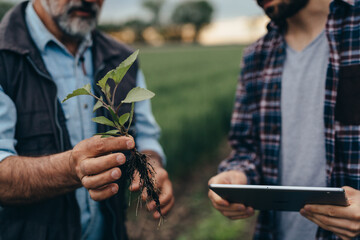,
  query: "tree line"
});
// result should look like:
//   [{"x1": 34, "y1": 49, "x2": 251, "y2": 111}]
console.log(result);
[
  {"x1": 0, "y1": 0, "x2": 214, "y2": 44},
  {"x1": 100, "y1": 0, "x2": 214, "y2": 43}
]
